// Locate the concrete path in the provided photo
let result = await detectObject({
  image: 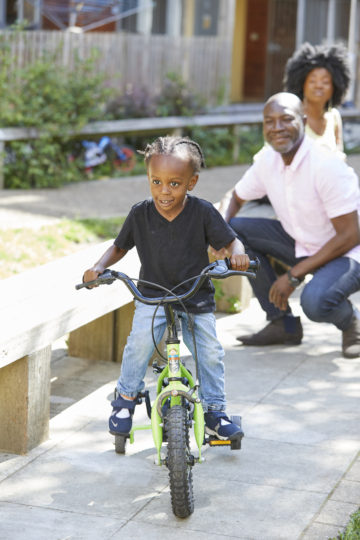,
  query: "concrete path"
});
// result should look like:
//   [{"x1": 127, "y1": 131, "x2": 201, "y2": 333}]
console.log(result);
[
  {"x1": 1, "y1": 156, "x2": 360, "y2": 229},
  {"x1": 0, "y1": 291, "x2": 359, "y2": 540},
  {"x1": 0, "y1": 164, "x2": 250, "y2": 229},
  {"x1": 0, "y1": 159, "x2": 360, "y2": 539}
]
